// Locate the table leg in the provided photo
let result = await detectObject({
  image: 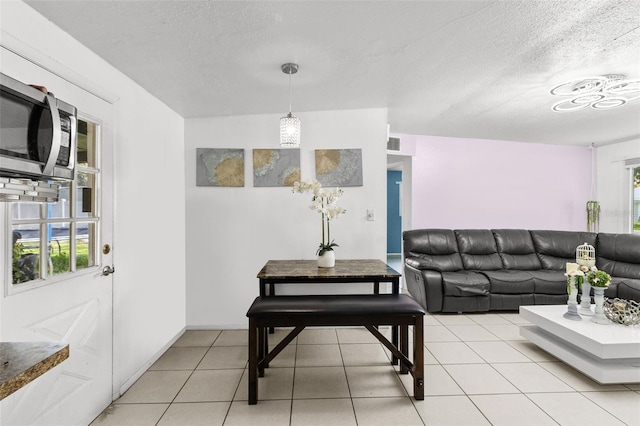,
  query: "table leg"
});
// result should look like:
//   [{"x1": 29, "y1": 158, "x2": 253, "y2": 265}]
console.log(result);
[
  {"x1": 391, "y1": 277, "x2": 400, "y2": 365},
  {"x1": 249, "y1": 318, "x2": 258, "y2": 404},
  {"x1": 400, "y1": 325, "x2": 408, "y2": 374},
  {"x1": 269, "y1": 283, "x2": 275, "y2": 334},
  {"x1": 392, "y1": 277, "x2": 400, "y2": 295},
  {"x1": 258, "y1": 327, "x2": 269, "y2": 376},
  {"x1": 414, "y1": 315, "x2": 424, "y2": 400}
]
